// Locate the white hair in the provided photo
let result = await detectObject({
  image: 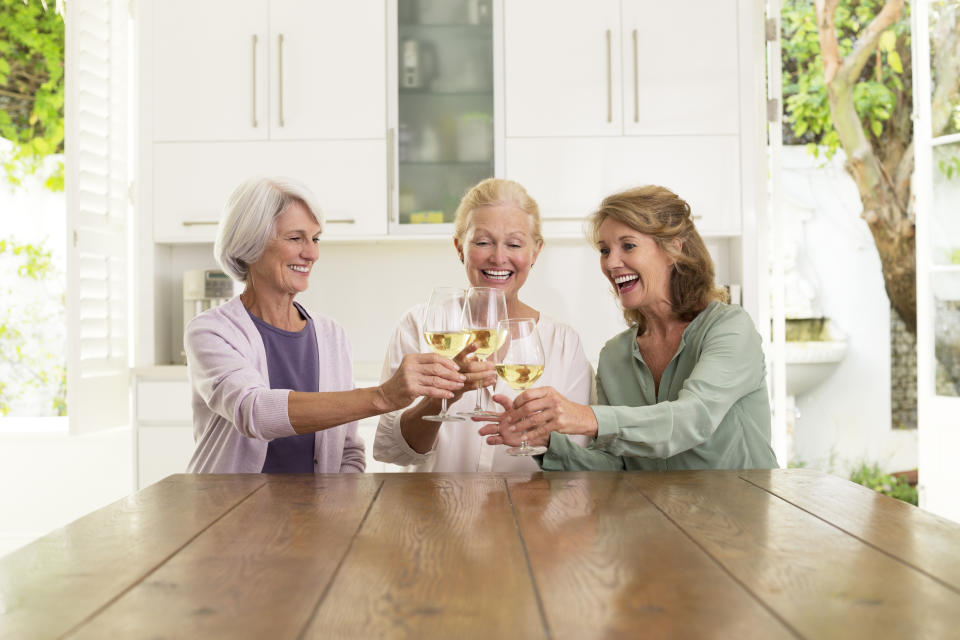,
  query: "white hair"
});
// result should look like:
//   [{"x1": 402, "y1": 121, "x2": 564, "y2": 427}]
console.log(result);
[{"x1": 214, "y1": 177, "x2": 324, "y2": 282}]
